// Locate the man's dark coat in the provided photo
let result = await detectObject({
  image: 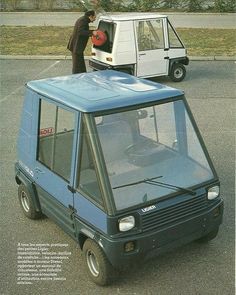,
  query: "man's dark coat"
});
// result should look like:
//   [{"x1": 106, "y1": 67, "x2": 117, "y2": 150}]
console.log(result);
[{"x1": 67, "y1": 15, "x2": 93, "y2": 54}]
